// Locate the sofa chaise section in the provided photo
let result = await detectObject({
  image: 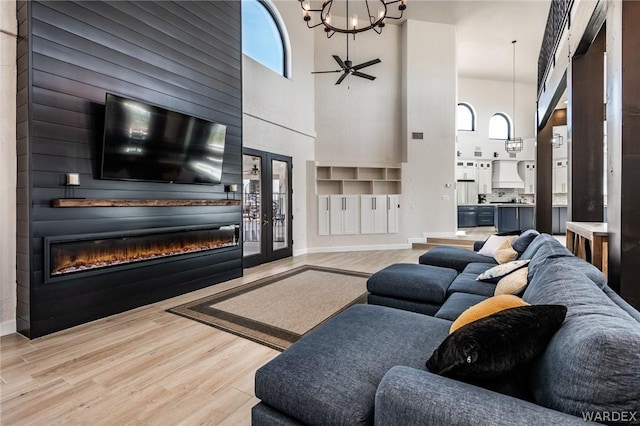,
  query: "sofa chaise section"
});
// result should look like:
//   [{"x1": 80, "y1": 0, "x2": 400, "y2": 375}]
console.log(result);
[{"x1": 253, "y1": 304, "x2": 451, "y2": 425}]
